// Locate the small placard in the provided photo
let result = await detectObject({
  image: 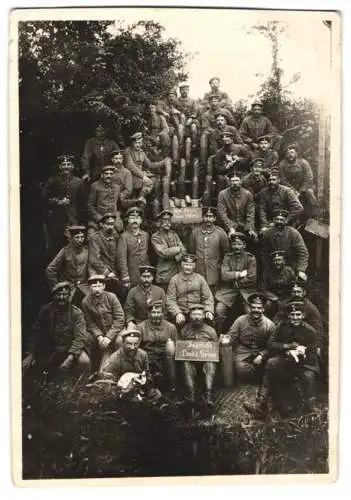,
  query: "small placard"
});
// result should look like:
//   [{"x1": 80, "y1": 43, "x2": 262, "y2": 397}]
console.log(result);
[
  {"x1": 175, "y1": 340, "x2": 220, "y2": 363},
  {"x1": 171, "y1": 207, "x2": 203, "y2": 224}
]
